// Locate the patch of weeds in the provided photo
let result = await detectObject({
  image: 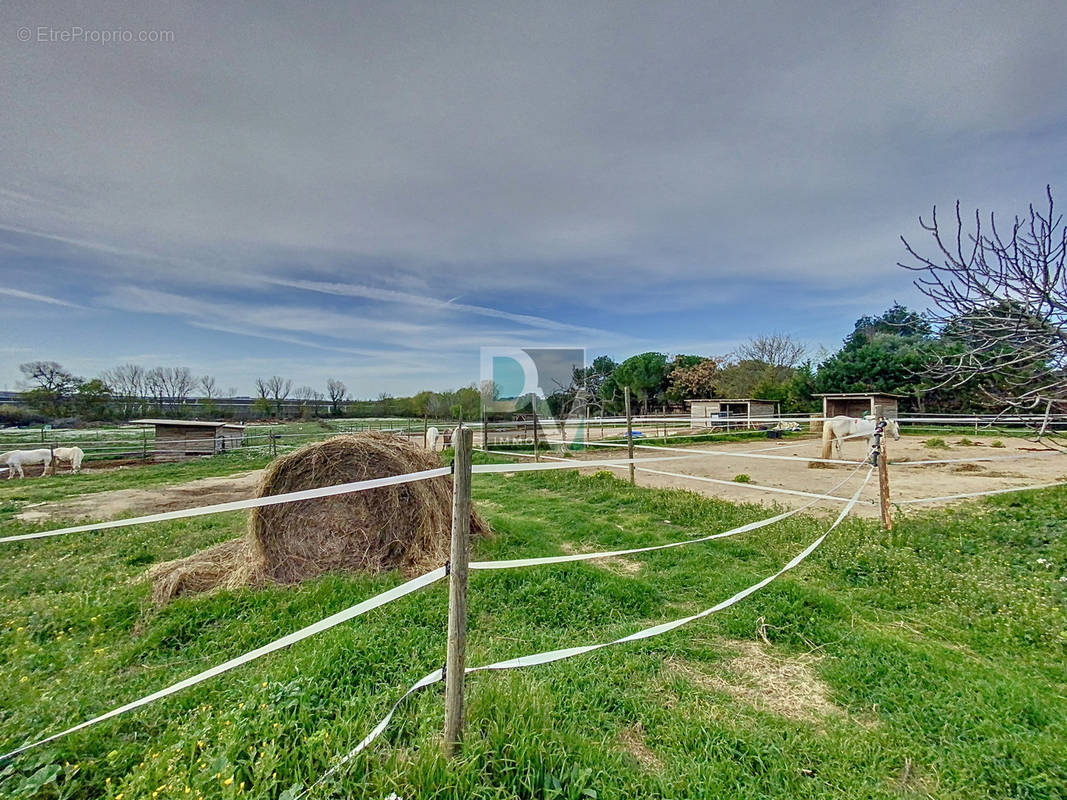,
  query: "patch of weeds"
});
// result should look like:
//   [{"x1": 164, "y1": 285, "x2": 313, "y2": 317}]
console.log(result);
[
  {"x1": 733, "y1": 474, "x2": 752, "y2": 483},
  {"x1": 956, "y1": 437, "x2": 980, "y2": 447},
  {"x1": 923, "y1": 438, "x2": 949, "y2": 449},
  {"x1": 990, "y1": 439, "x2": 1006, "y2": 448}
]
